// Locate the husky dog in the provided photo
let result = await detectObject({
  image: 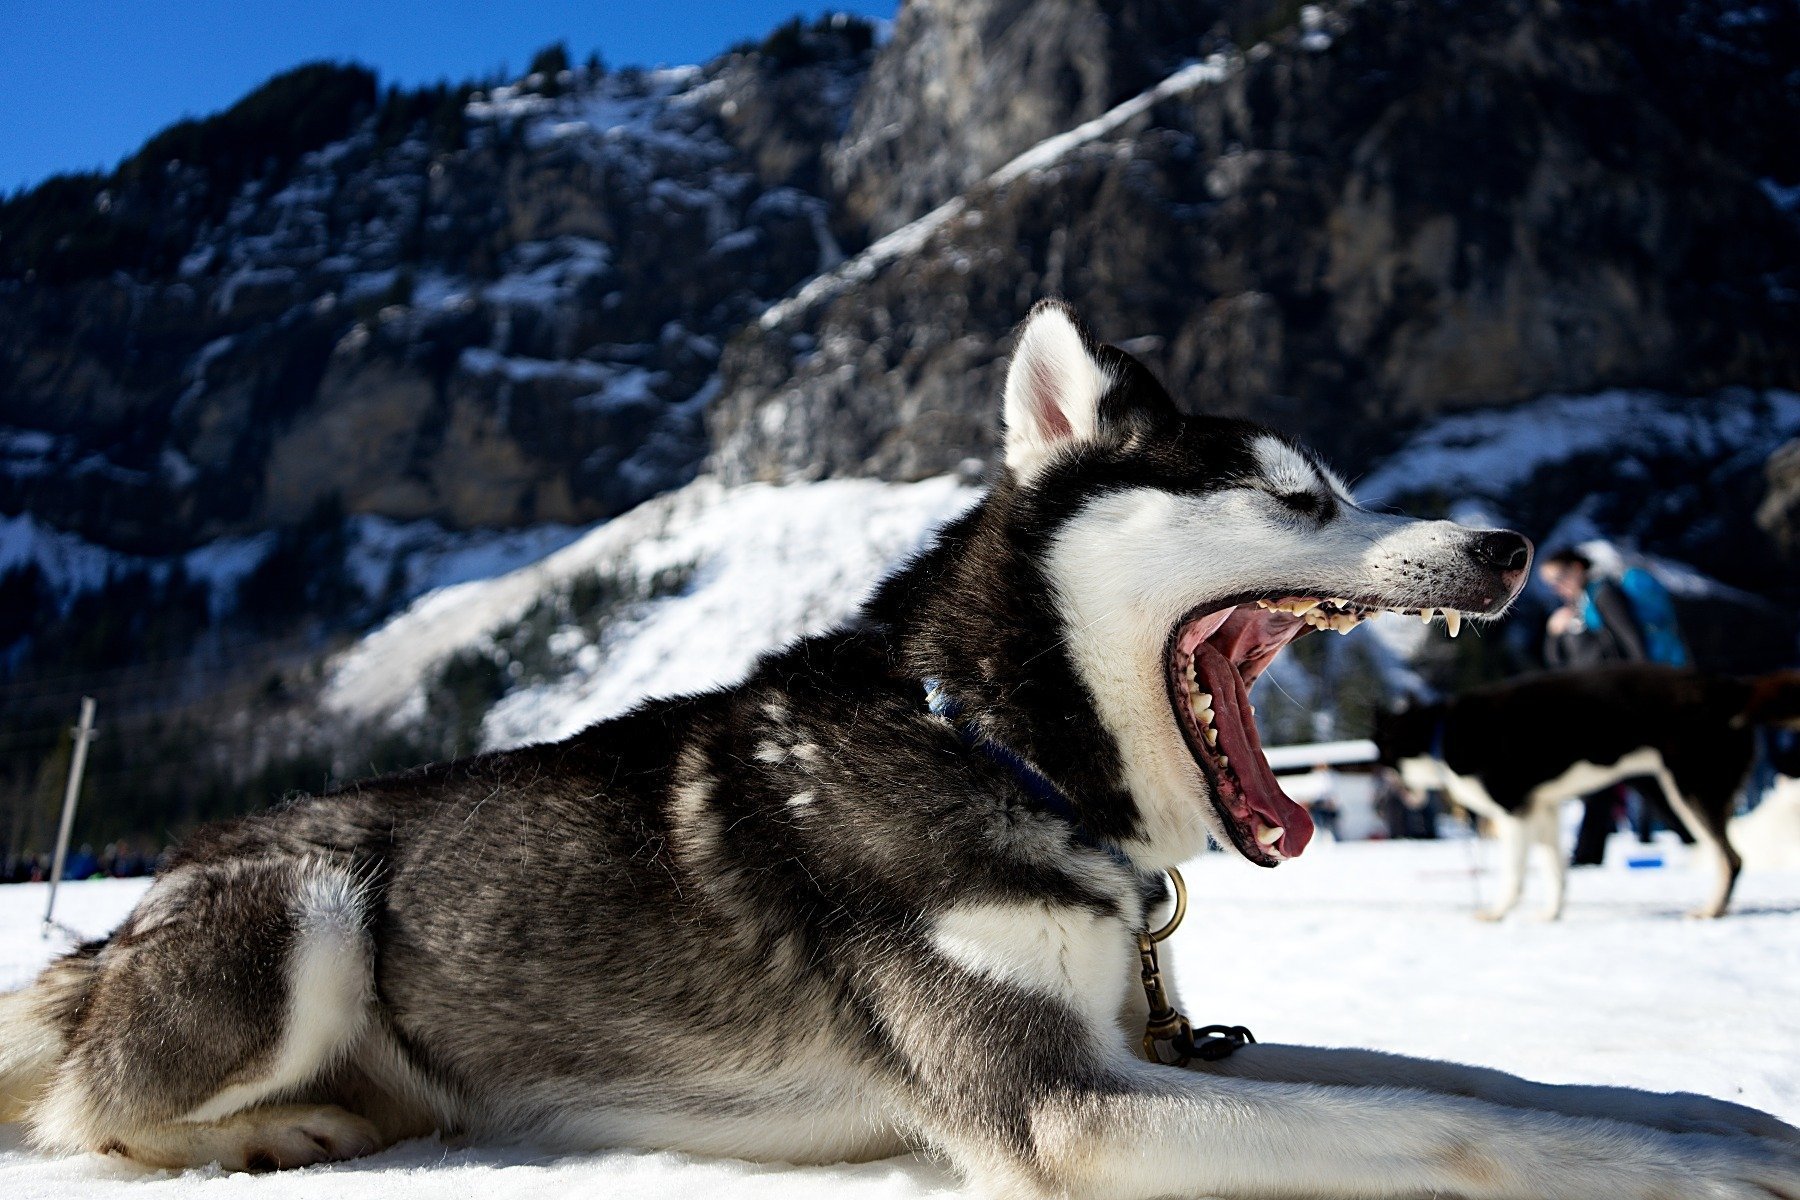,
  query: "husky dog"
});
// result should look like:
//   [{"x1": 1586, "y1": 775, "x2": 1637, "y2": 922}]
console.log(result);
[
  {"x1": 3, "y1": 301, "x2": 1798, "y2": 1198},
  {"x1": 1375, "y1": 665, "x2": 1800, "y2": 922}
]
